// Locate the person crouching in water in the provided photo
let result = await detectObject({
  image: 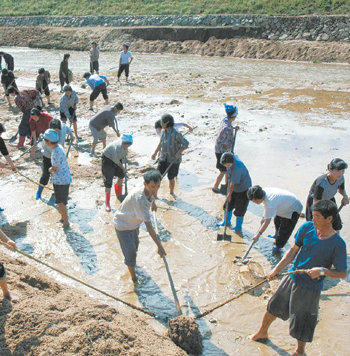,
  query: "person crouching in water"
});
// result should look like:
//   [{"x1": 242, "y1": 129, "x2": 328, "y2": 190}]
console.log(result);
[
  {"x1": 114, "y1": 169, "x2": 166, "y2": 283},
  {"x1": 43, "y1": 129, "x2": 72, "y2": 228},
  {"x1": 212, "y1": 104, "x2": 238, "y2": 194},
  {"x1": 102, "y1": 134, "x2": 133, "y2": 212},
  {"x1": 151, "y1": 114, "x2": 189, "y2": 195},
  {"x1": 36, "y1": 119, "x2": 74, "y2": 200},
  {"x1": 217, "y1": 152, "x2": 252, "y2": 231}
]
